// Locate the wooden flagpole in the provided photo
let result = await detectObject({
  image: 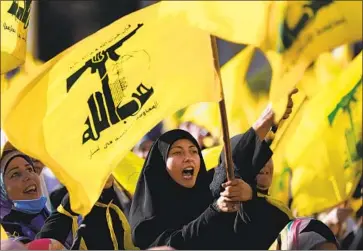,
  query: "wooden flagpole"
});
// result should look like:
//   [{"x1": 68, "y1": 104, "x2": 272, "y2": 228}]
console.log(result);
[{"x1": 210, "y1": 36, "x2": 235, "y2": 181}]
